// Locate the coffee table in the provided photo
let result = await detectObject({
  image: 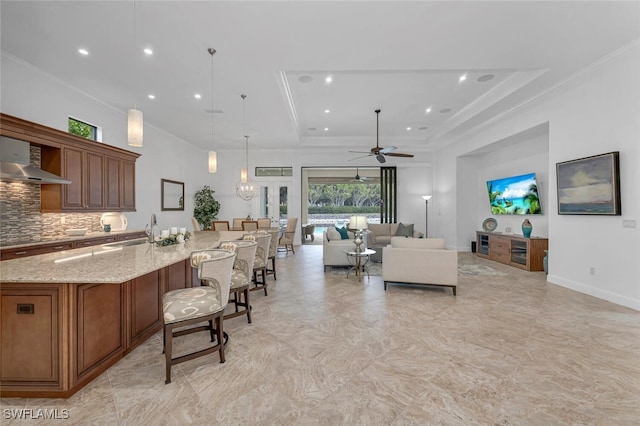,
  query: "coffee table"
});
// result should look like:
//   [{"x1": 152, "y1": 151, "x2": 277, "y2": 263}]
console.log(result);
[{"x1": 344, "y1": 249, "x2": 376, "y2": 282}]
